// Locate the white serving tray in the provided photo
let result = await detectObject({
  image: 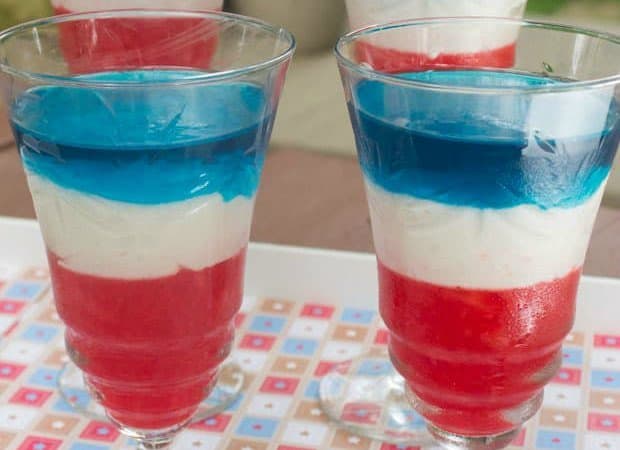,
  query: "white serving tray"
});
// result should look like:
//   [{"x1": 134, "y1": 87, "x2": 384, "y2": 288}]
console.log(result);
[{"x1": 1, "y1": 215, "x2": 619, "y2": 332}]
